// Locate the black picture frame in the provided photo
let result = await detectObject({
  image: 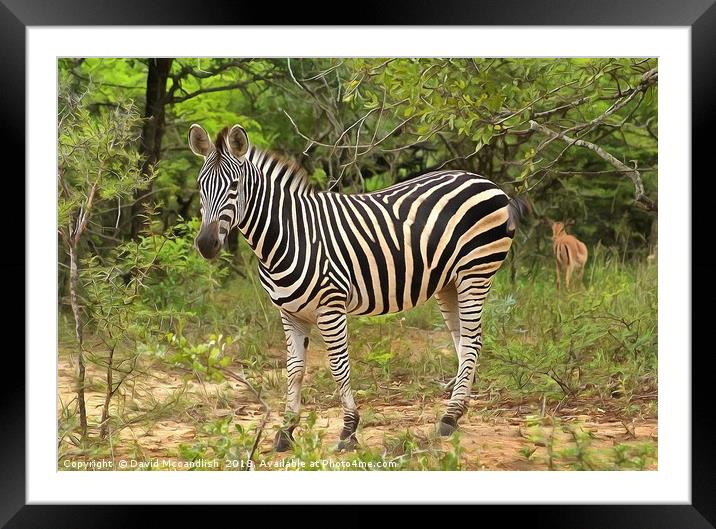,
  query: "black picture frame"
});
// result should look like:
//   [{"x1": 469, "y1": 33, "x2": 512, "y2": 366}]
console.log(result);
[{"x1": 3, "y1": 1, "x2": 713, "y2": 526}]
